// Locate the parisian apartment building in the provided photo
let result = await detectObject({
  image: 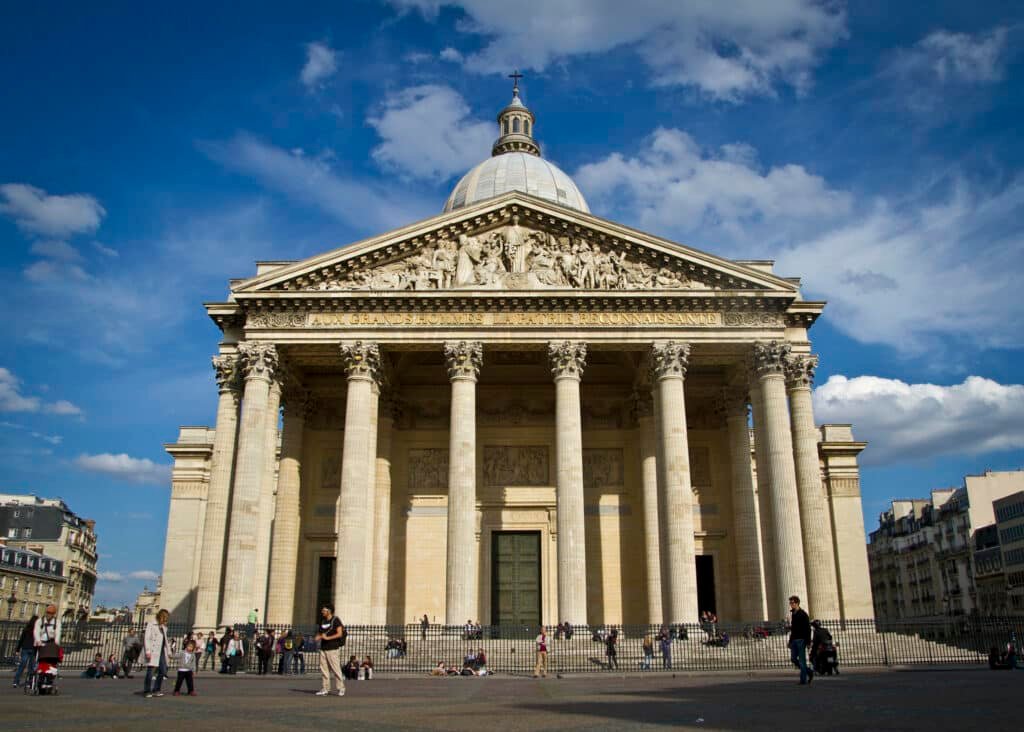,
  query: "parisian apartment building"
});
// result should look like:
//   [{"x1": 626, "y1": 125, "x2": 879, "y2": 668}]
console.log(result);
[
  {"x1": 868, "y1": 470, "x2": 1024, "y2": 620},
  {"x1": 0, "y1": 539, "x2": 66, "y2": 622},
  {"x1": 0, "y1": 494, "x2": 98, "y2": 622}
]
